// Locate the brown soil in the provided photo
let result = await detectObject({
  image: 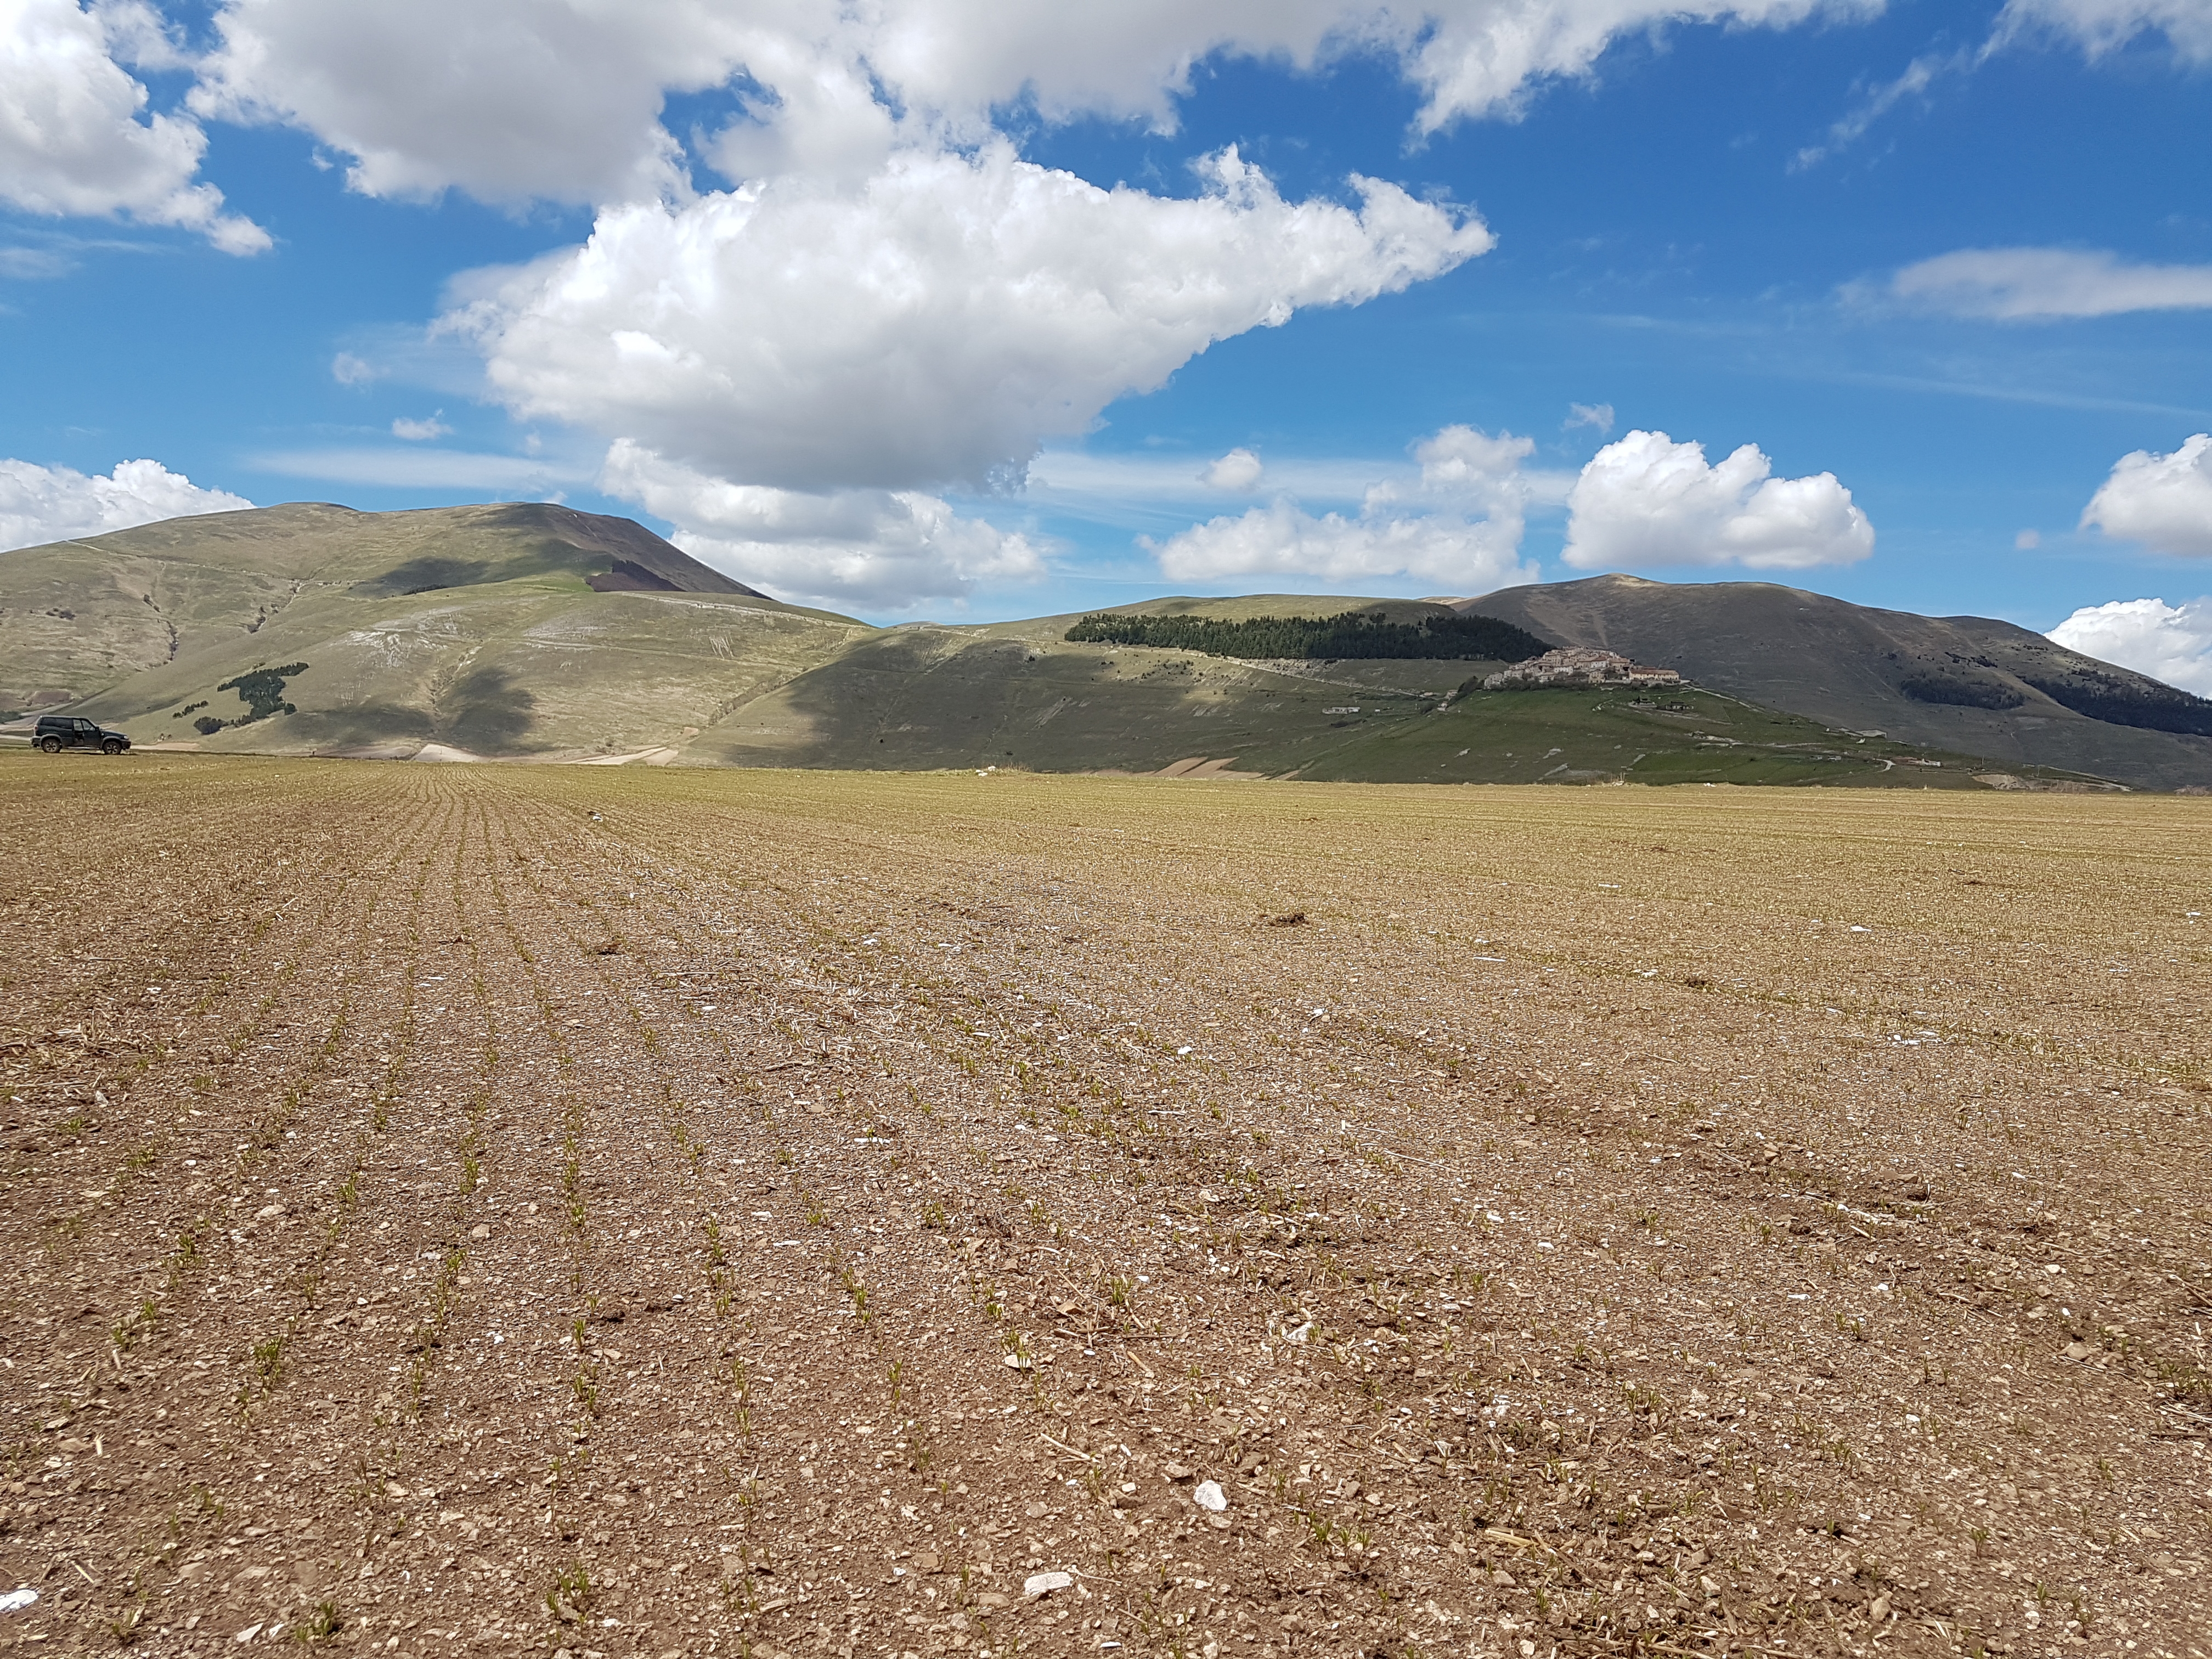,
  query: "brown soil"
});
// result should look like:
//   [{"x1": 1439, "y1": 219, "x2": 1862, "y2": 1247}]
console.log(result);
[{"x1": 3, "y1": 757, "x2": 2208, "y2": 1659}]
